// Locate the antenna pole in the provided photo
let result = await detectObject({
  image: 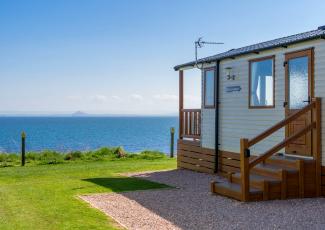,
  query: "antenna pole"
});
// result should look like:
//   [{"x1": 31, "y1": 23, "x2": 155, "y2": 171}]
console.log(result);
[{"x1": 194, "y1": 38, "x2": 224, "y2": 69}]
